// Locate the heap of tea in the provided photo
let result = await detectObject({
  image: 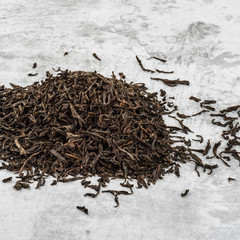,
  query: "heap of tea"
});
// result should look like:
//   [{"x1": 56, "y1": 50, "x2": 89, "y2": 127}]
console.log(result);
[{"x1": 0, "y1": 69, "x2": 222, "y2": 208}]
